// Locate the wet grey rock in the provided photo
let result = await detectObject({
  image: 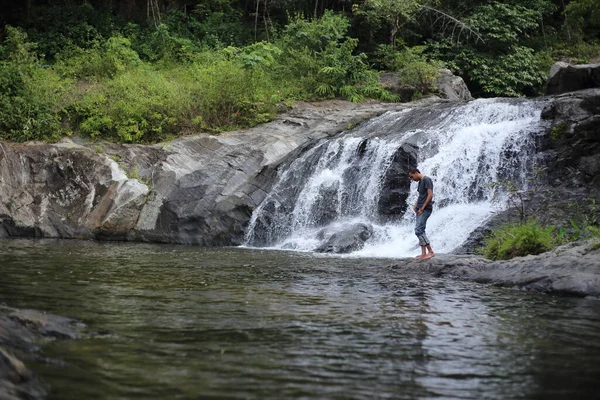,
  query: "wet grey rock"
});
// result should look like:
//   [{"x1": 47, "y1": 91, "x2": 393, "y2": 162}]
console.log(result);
[
  {"x1": 0, "y1": 307, "x2": 84, "y2": 400},
  {"x1": 7, "y1": 310, "x2": 82, "y2": 340},
  {"x1": 315, "y1": 223, "x2": 373, "y2": 253},
  {"x1": 436, "y1": 68, "x2": 472, "y2": 101},
  {"x1": 391, "y1": 240, "x2": 600, "y2": 297},
  {"x1": 546, "y1": 62, "x2": 600, "y2": 95},
  {"x1": 0, "y1": 347, "x2": 45, "y2": 400},
  {"x1": 379, "y1": 69, "x2": 471, "y2": 102},
  {"x1": 540, "y1": 88, "x2": 600, "y2": 187},
  {"x1": 377, "y1": 143, "x2": 419, "y2": 222}
]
